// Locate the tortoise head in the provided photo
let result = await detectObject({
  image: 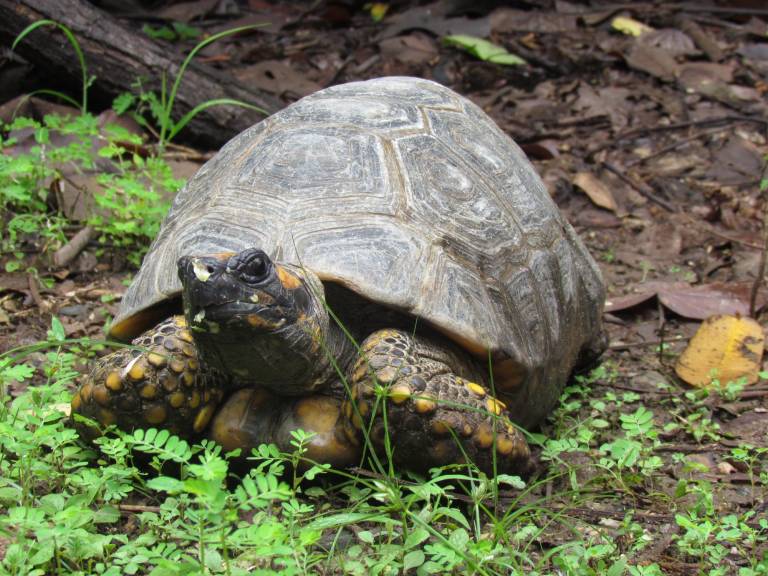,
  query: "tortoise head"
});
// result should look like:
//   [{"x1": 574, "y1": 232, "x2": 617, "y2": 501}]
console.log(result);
[{"x1": 177, "y1": 248, "x2": 328, "y2": 393}]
